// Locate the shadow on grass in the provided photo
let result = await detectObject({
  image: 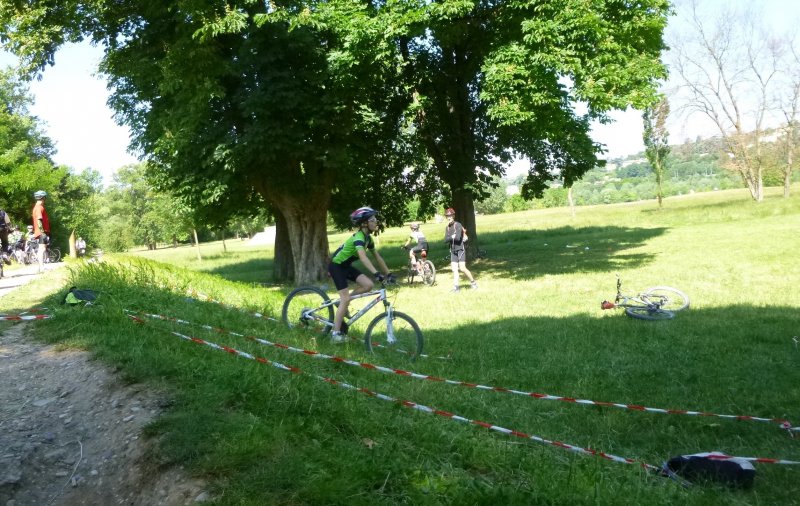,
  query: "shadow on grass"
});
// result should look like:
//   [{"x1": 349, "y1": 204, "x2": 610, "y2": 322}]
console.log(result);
[
  {"x1": 203, "y1": 225, "x2": 668, "y2": 285},
  {"x1": 207, "y1": 258, "x2": 274, "y2": 284},
  {"x1": 405, "y1": 225, "x2": 667, "y2": 281}
]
